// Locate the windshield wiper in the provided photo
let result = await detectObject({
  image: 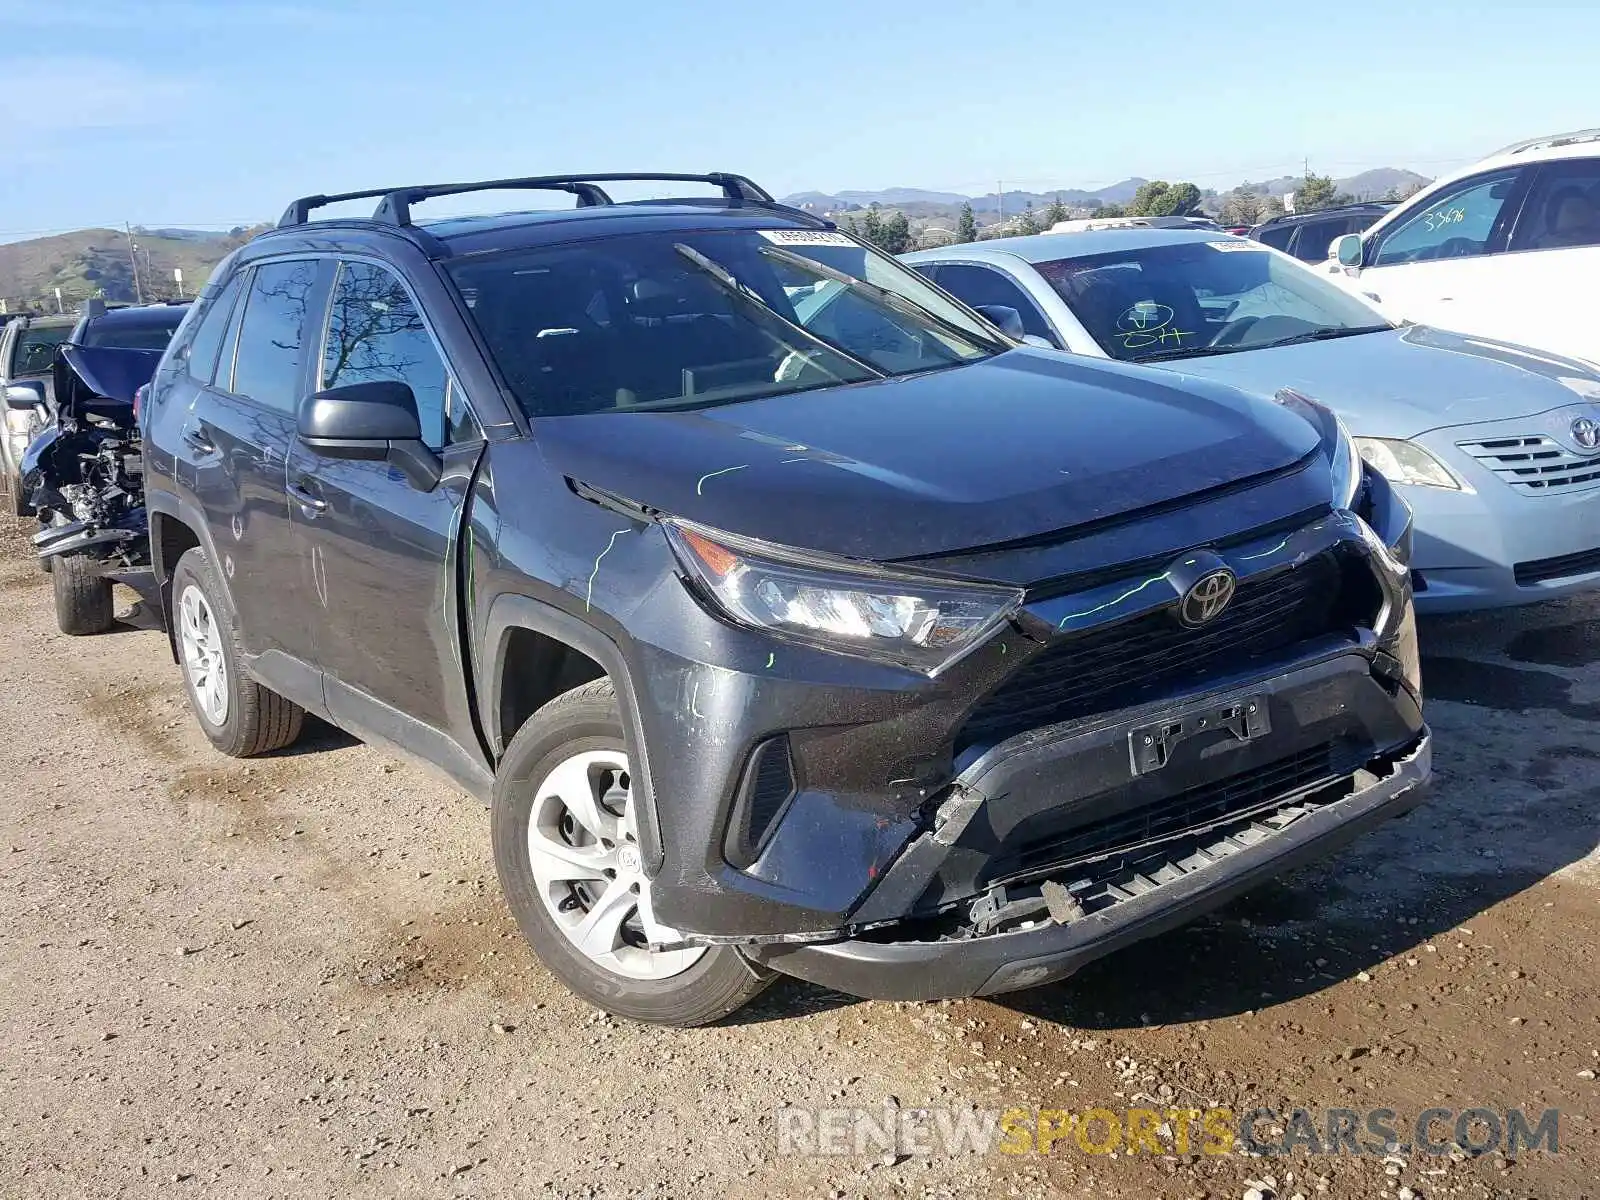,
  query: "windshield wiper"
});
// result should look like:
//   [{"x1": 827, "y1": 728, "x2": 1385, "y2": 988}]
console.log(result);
[
  {"x1": 757, "y1": 245, "x2": 1009, "y2": 354},
  {"x1": 671, "y1": 244, "x2": 885, "y2": 378},
  {"x1": 1258, "y1": 324, "x2": 1392, "y2": 349},
  {"x1": 1133, "y1": 343, "x2": 1257, "y2": 363}
]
